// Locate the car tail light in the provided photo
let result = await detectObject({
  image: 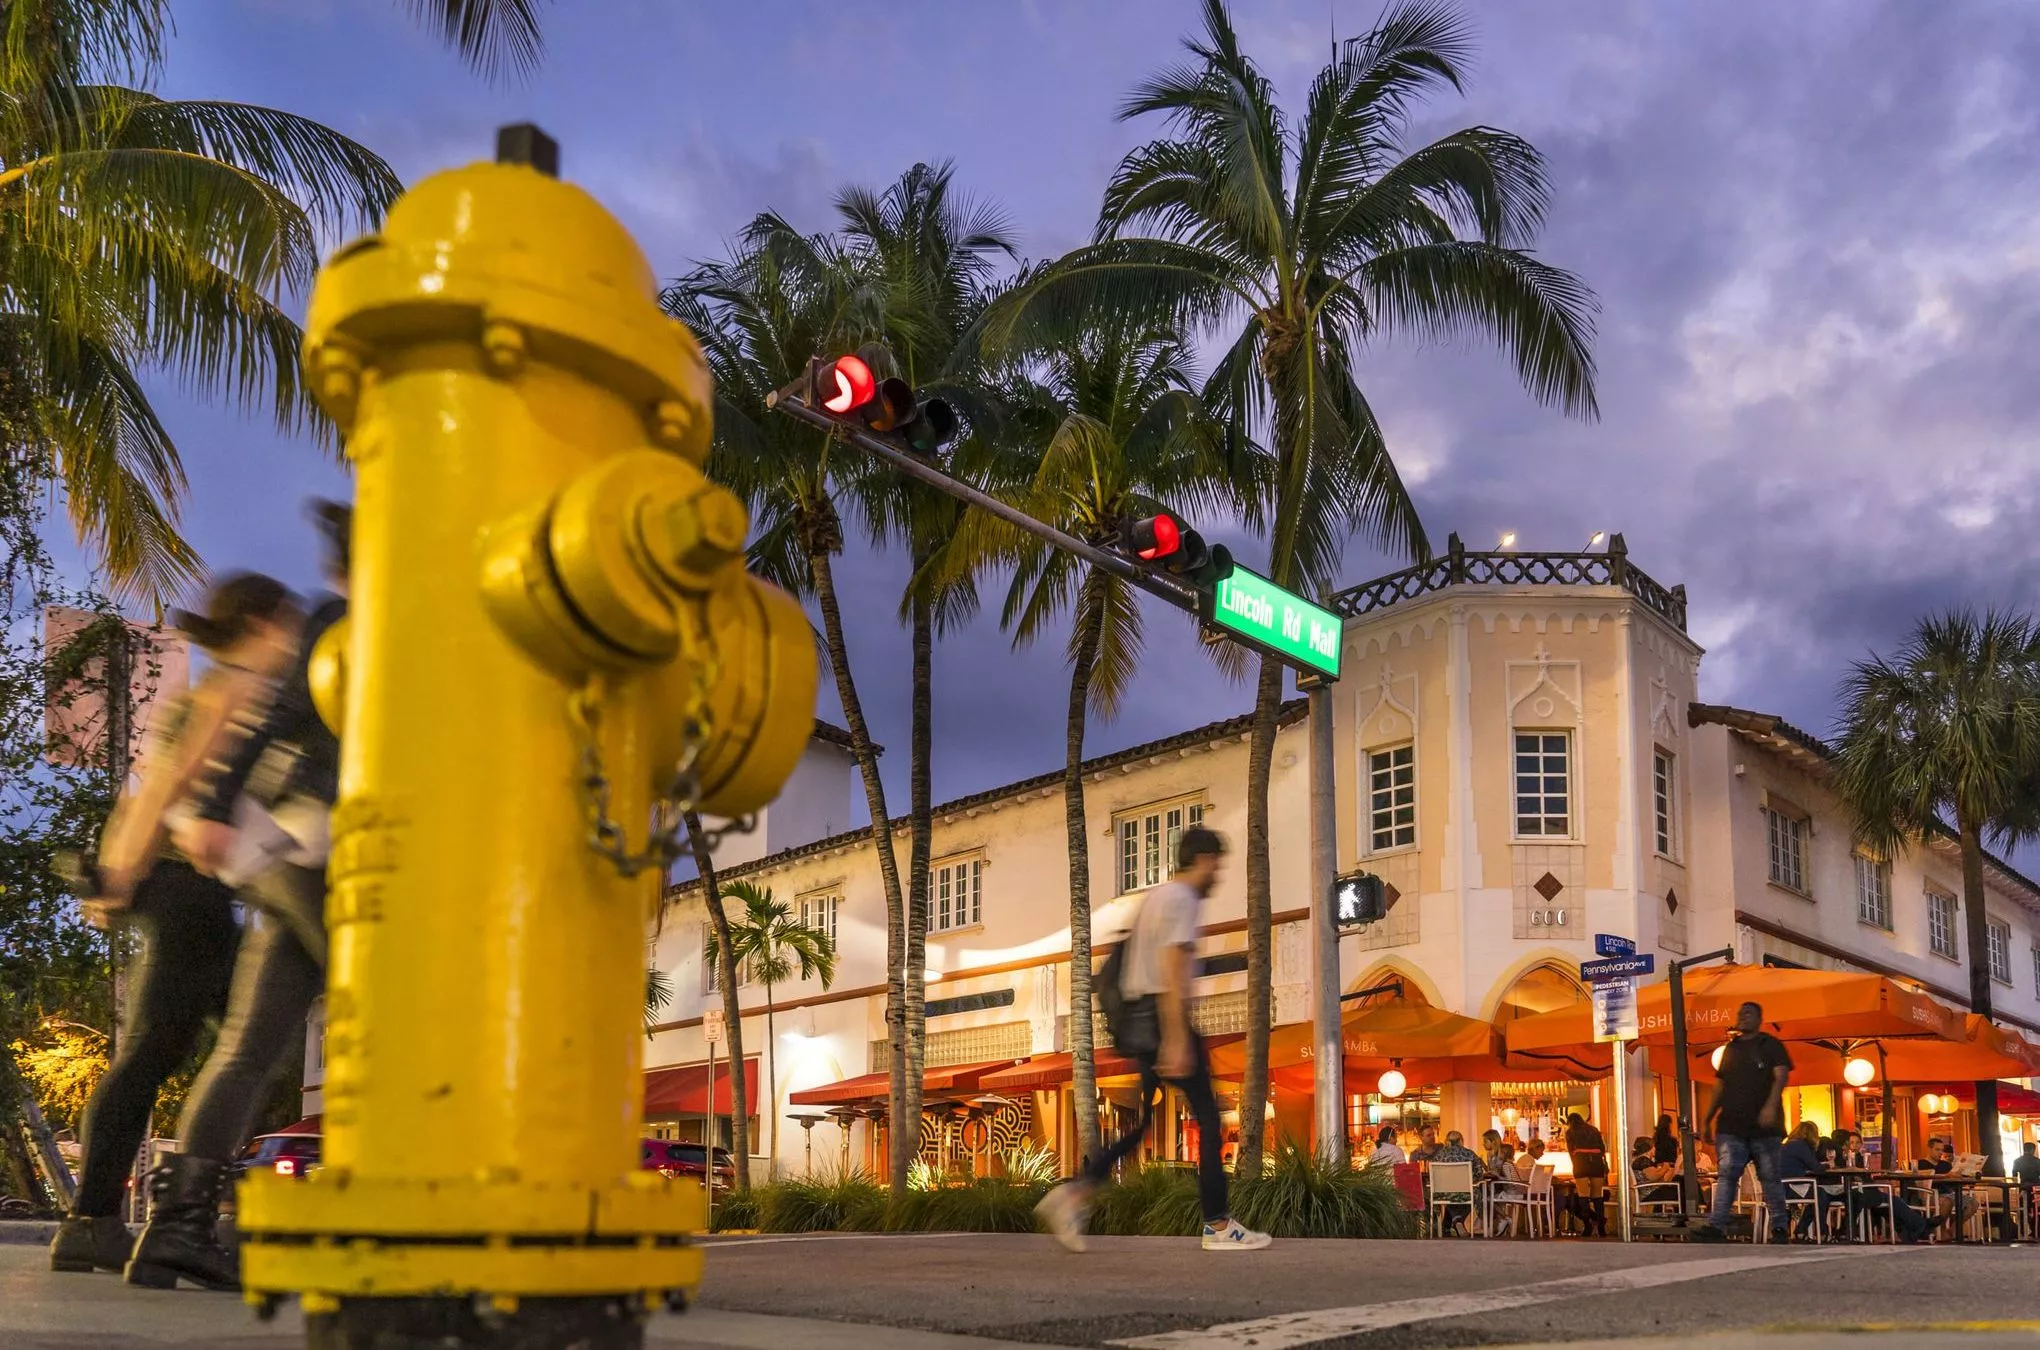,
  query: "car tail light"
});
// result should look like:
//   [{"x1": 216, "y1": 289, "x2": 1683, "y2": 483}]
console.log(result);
[{"x1": 275, "y1": 1158, "x2": 297, "y2": 1177}]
